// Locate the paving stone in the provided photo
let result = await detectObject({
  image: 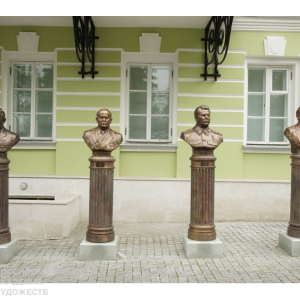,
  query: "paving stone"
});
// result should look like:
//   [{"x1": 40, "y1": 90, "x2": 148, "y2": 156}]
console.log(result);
[{"x1": 1, "y1": 222, "x2": 300, "y2": 283}]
